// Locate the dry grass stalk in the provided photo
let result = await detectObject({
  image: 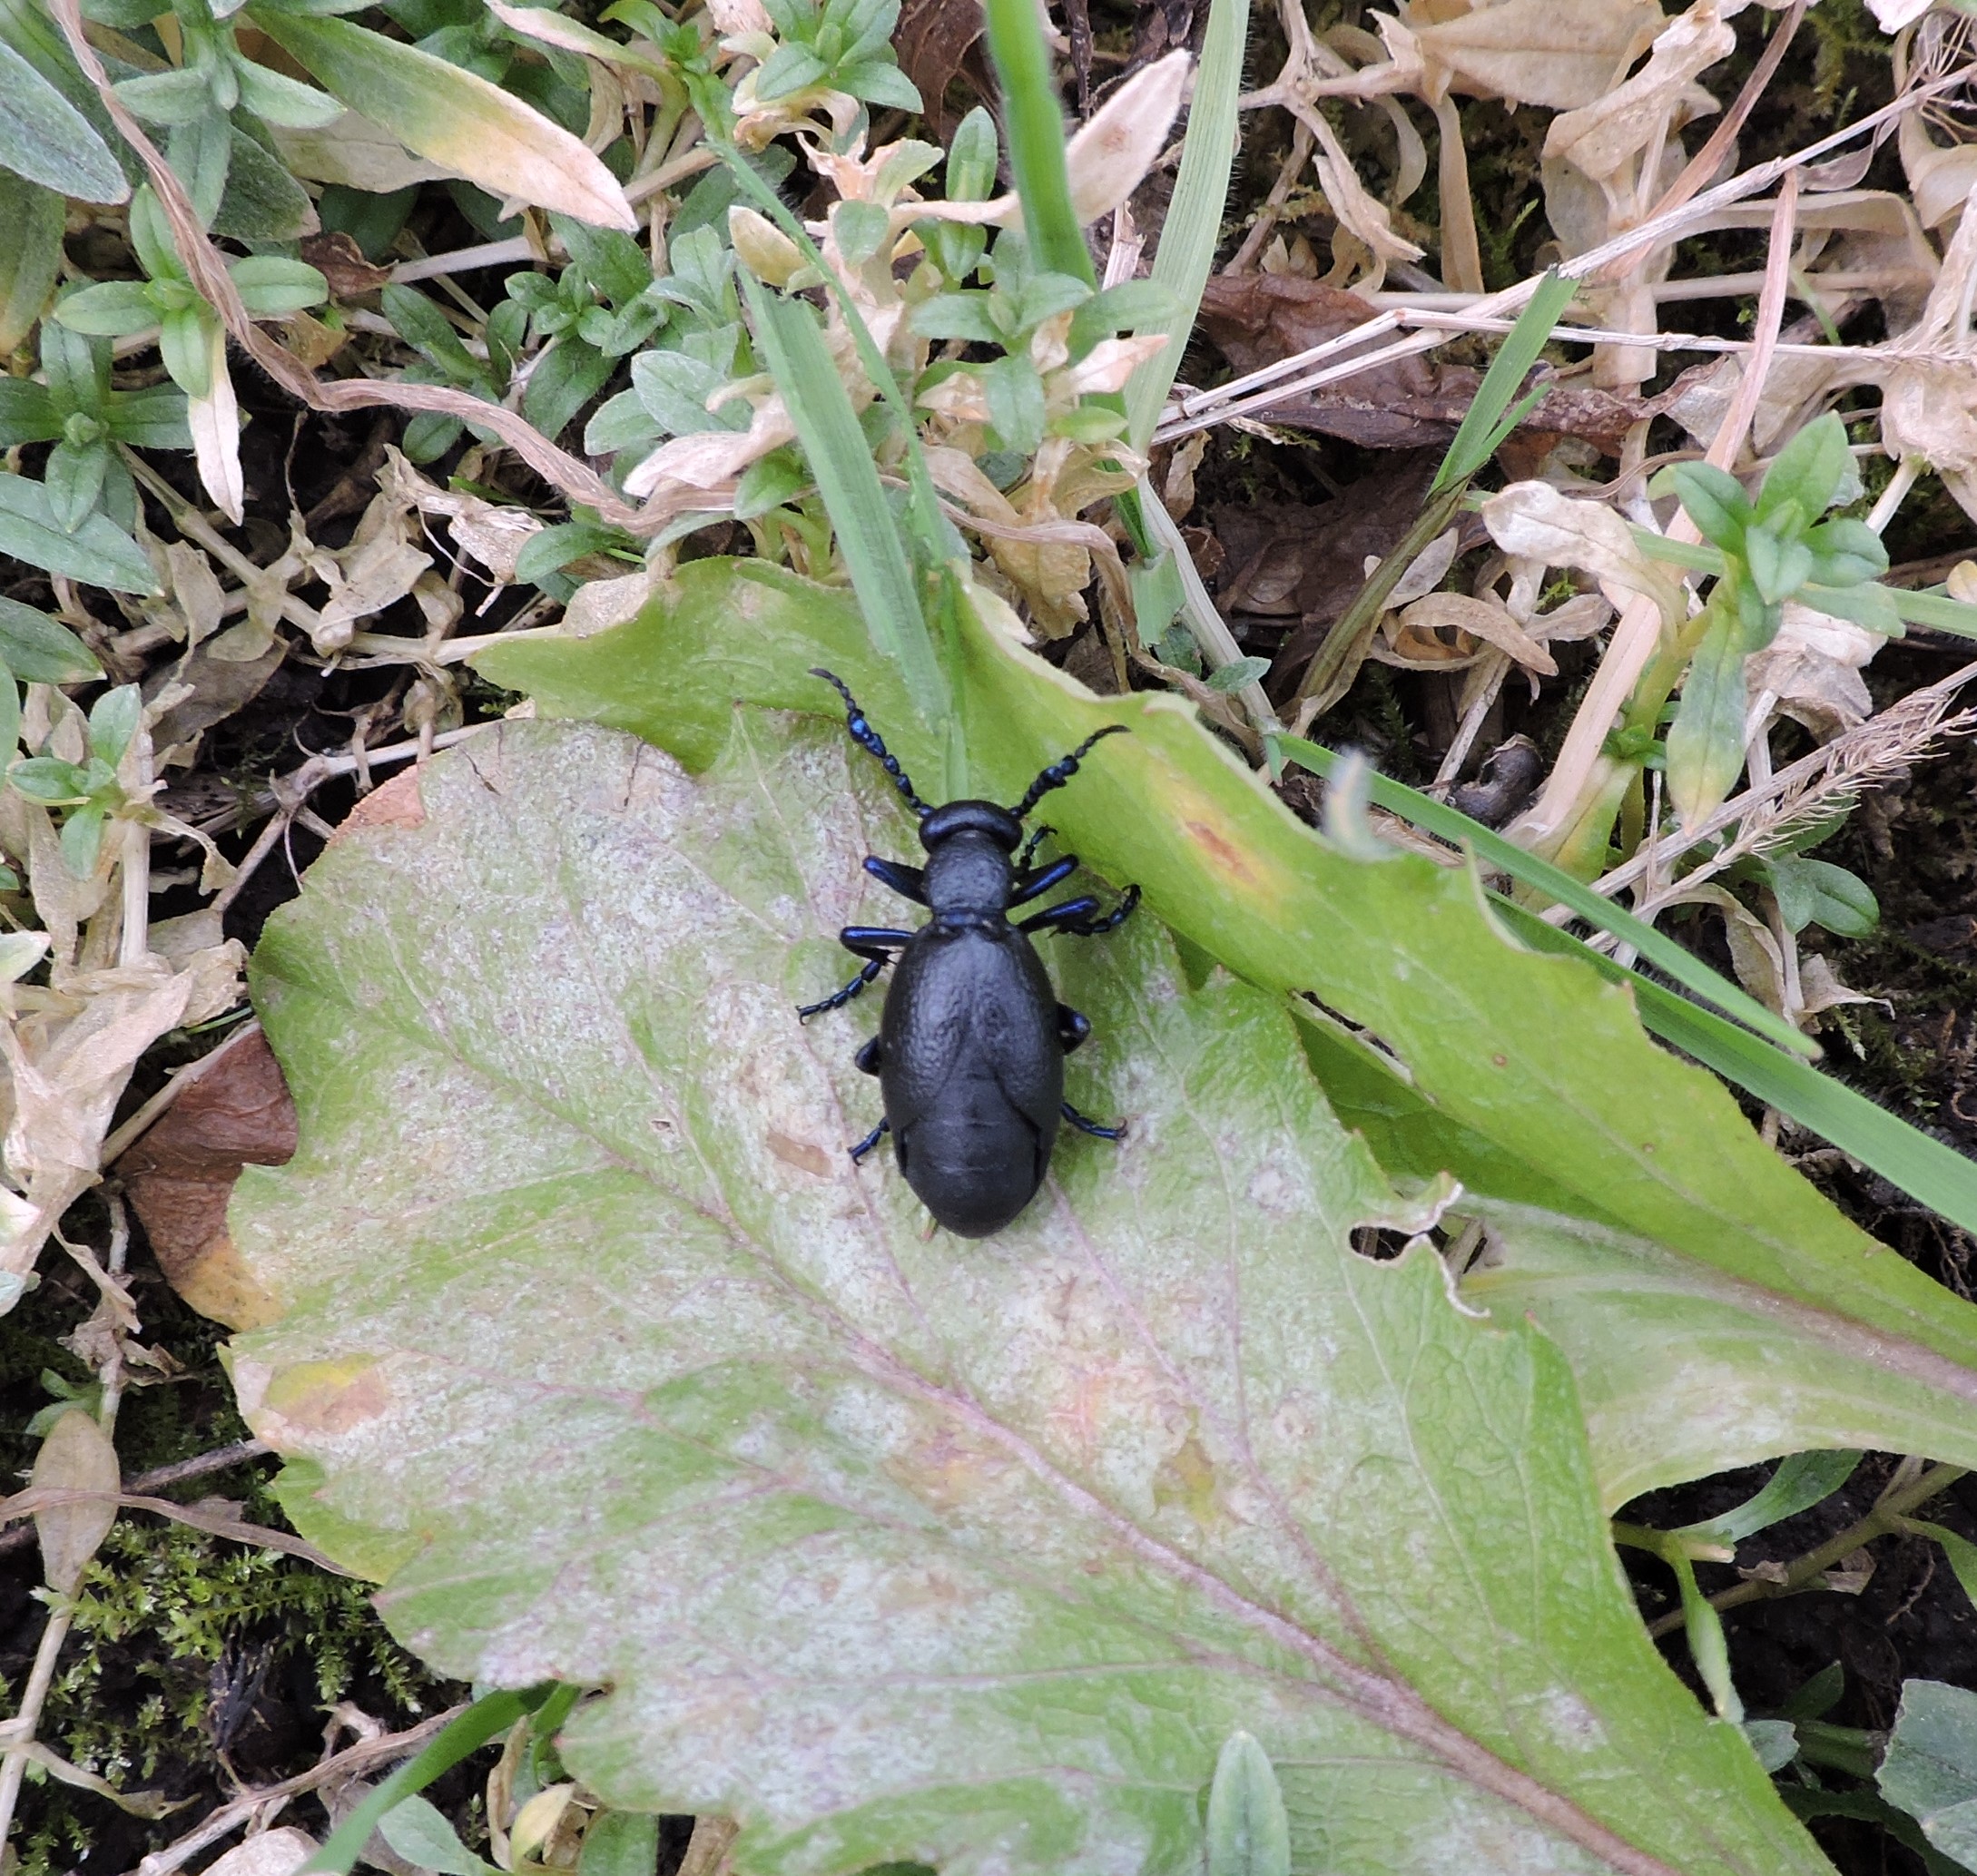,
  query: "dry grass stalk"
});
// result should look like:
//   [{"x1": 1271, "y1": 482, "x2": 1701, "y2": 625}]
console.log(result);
[{"x1": 1589, "y1": 659, "x2": 1977, "y2": 915}]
